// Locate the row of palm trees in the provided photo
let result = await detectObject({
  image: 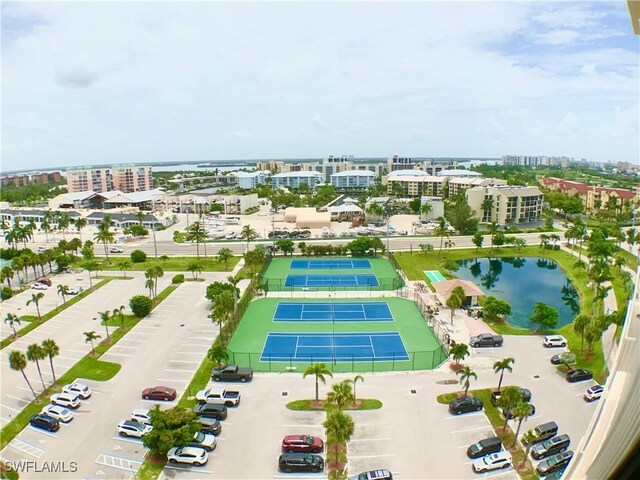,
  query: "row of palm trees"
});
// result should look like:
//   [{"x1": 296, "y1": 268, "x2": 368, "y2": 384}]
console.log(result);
[
  {"x1": 184, "y1": 221, "x2": 259, "y2": 259},
  {"x1": 2, "y1": 212, "x2": 90, "y2": 247},
  {"x1": 8, "y1": 339, "x2": 60, "y2": 401}
]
